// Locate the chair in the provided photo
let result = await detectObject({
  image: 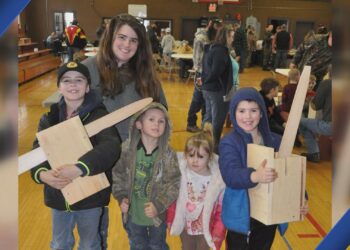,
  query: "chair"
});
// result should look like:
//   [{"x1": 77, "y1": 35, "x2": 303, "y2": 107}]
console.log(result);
[
  {"x1": 186, "y1": 69, "x2": 196, "y2": 84},
  {"x1": 162, "y1": 54, "x2": 177, "y2": 80},
  {"x1": 152, "y1": 53, "x2": 162, "y2": 72}
]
